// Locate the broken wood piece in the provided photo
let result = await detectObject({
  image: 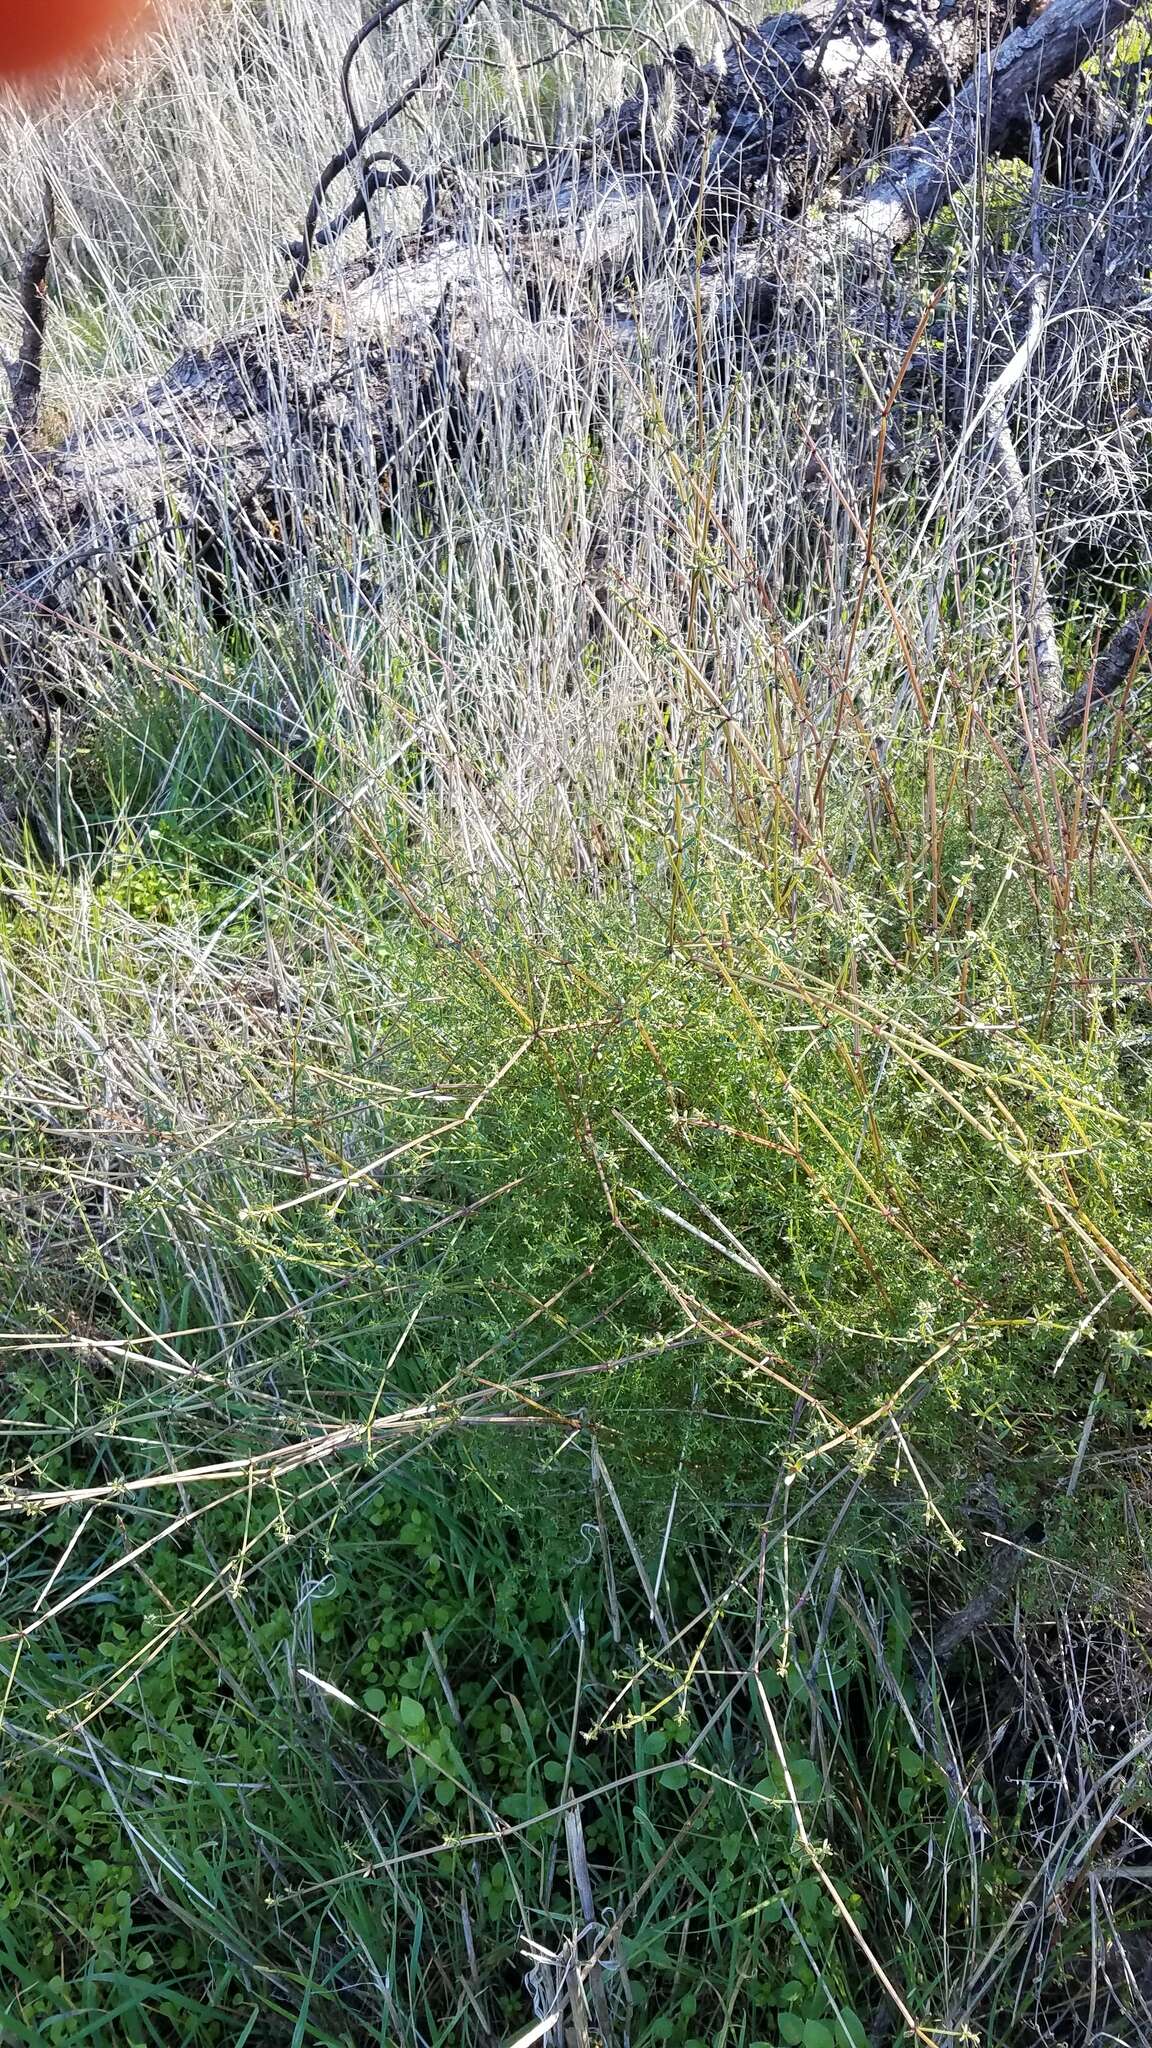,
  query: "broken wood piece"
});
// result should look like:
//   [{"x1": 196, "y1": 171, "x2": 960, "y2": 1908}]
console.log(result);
[
  {"x1": 5, "y1": 183, "x2": 55, "y2": 454},
  {"x1": 1055, "y1": 592, "x2": 1152, "y2": 739}
]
